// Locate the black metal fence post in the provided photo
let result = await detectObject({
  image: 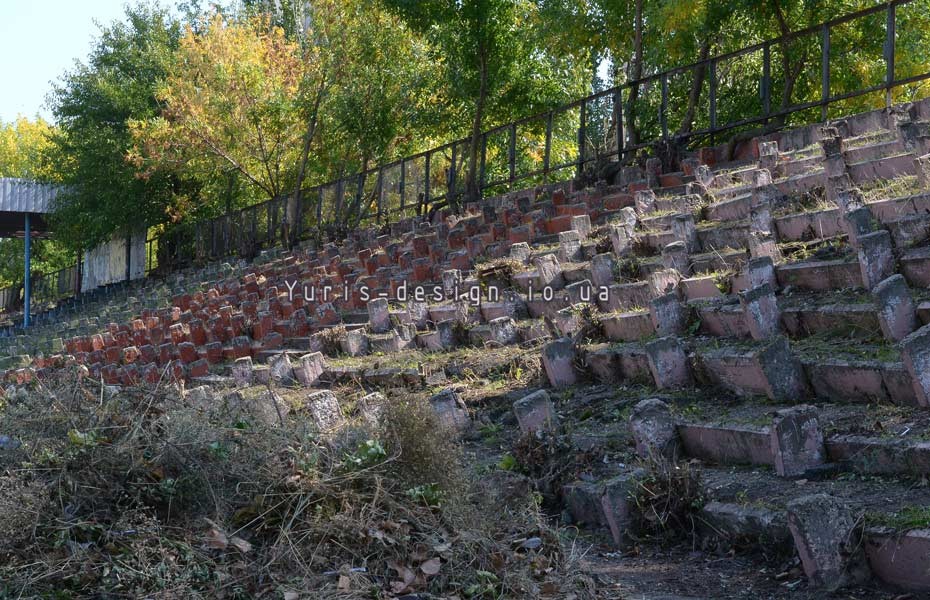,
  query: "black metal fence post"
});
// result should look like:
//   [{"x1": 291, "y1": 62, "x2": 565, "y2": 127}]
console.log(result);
[
  {"x1": 576, "y1": 100, "x2": 586, "y2": 179},
  {"x1": 762, "y1": 42, "x2": 771, "y2": 122},
  {"x1": 821, "y1": 24, "x2": 831, "y2": 121},
  {"x1": 508, "y1": 123, "x2": 517, "y2": 187},
  {"x1": 661, "y1": 73, "x2": 669, "y2": 140},
  {"x1": 885, "y1": 2, "x2": 896, "y2": 108}
]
